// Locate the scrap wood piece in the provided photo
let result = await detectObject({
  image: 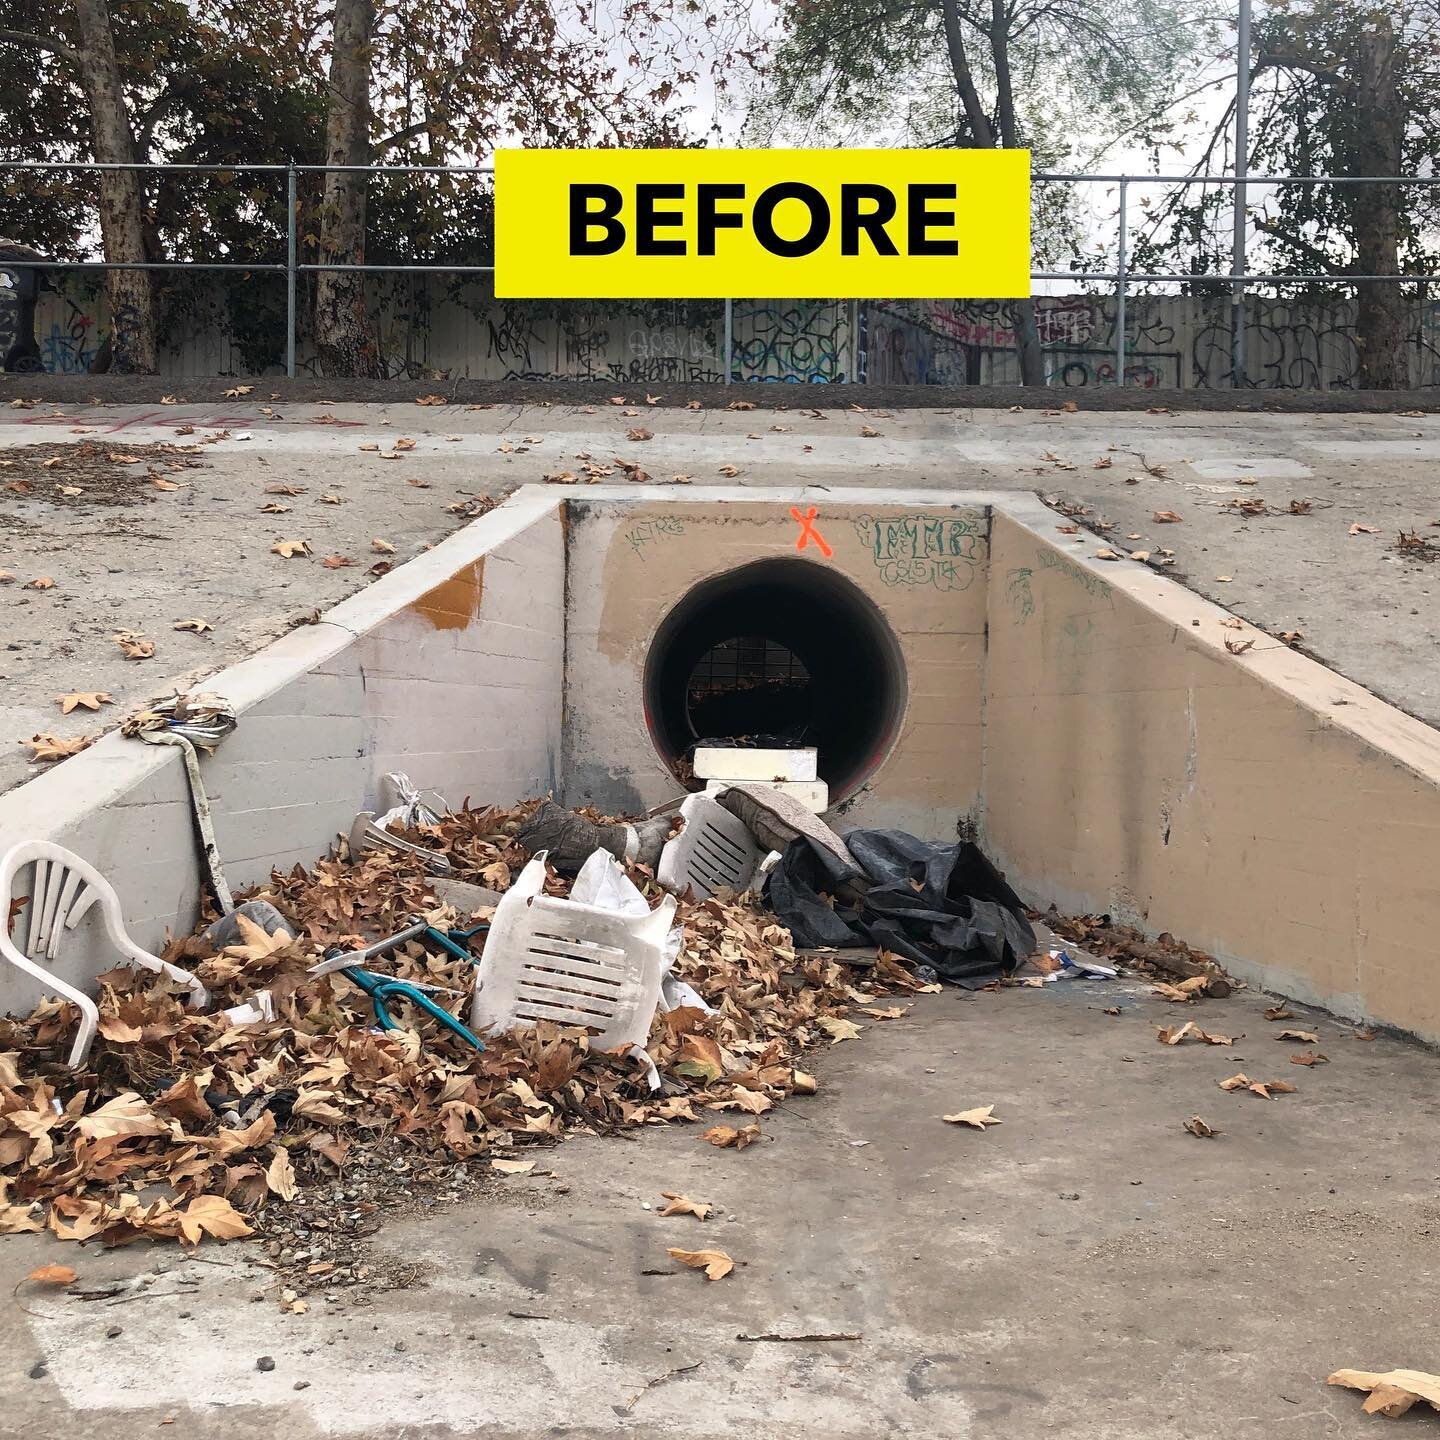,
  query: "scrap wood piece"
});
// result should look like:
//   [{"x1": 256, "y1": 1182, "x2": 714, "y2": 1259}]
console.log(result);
[{"x1": 1328, "y1": 1368, "x2": 1440, "y2": 1418}]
